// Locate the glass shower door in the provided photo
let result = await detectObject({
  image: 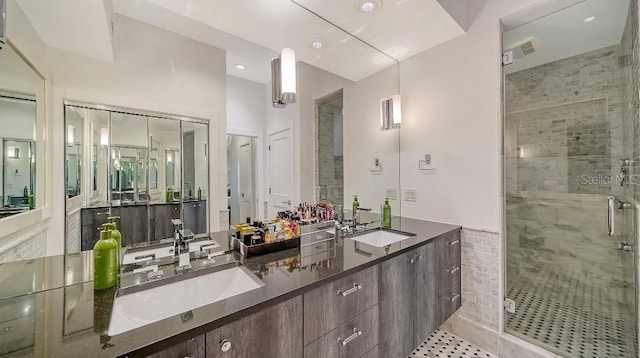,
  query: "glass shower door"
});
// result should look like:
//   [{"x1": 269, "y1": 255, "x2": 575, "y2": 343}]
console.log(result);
[{"x1": 503, "y1": 1, "x2": 638, "y2": 357}]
